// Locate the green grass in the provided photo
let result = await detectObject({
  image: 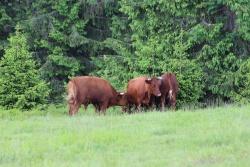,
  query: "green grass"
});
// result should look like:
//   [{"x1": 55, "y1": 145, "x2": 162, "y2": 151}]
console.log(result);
[{"x1": 0, "y1": 104, "x2": 250, "y2": 167}]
